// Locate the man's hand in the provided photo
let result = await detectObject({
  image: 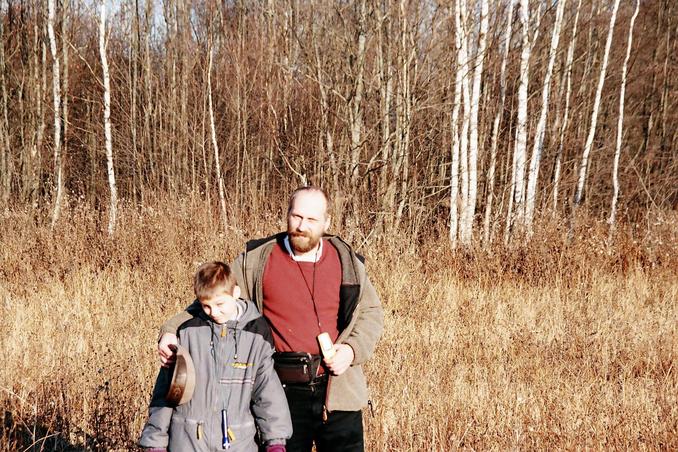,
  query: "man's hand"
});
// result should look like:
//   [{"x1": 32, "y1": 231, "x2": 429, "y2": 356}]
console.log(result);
[
  {"x1": 158, "y1": 333, "x2": 178, "y2": 368},
  {"x1": 324, "y1": 344, "x2": 354, "y2": 376}
]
